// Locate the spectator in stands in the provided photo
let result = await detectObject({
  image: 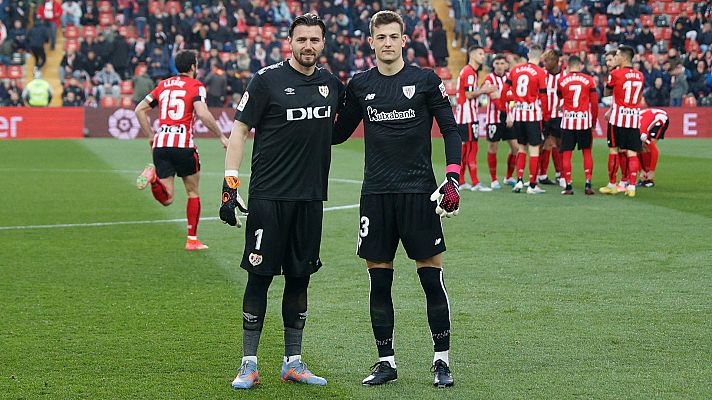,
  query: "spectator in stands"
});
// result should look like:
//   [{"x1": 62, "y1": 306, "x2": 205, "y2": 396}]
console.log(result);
[
  {"x1": 641, "y1": 59, "x2": 662, "y2": 89},
  {"x1": 621, "y1": 24, "x2": 637, "y2": 49},
  {"x1": 61, "y1": 1, "x2": 82, "y2": 28},
  {"x1": 605, "y1": 26, "x2": 622, "y2": 52},
  {"x1": 60, "y1": 46, "x2": 81, "y2": 81},
  {"x1": 335, "y1": 12, "x2": 353, "y2": 35},
  {"x1": 684, "y1": 12, "x2": 703, "y2": 41},
  {"x1": 207, "y1": 20, "x2": 230, "y2": 51},
  {"x1": 22, "y1": 70, "x2": 52, "y2": 106},
  {"x1": 147, "y1": 45, "x2": 170, "y2": 80},
  {"x1": 117, "y1": 0, "x2": 138, "y2": 27},
  {"x1": 94, "y1": 63, "x2": 121, "y2": 99},
  {"x1": 131, "y1": 68, "x2": 153, "y2": 105},
  {"x1": 202, "y1": 47, "x2": 223, "y2": 71},
  {"x1": 36, "y1": 0, "x2": 61, "y2": 51},
  {"x1": 80, "y1": 50, "x2": 102, "y2": 77},
  {"x1": 544, "y1": 23, "x2": 565, "y2": 51},
  {"x1": 671, "y1": 20, "x2": 686, "y2": 52},
  {"x1": 84, "y1": 94, "x2": 98, "y2": 108},
  {"x1": 62, "y1": 76, "x2": 85, "y2": 103},
  {"x1": 547, "y1": 7, "x2": 567, "y2": 32},
  {"x1": 622, "y1": 0, "x2": 640, "y2": 26},
  {"x1": 689, "y1": 61, "x2": 710, "y2": 96},
  {"x1": 267, "y1": 46, "x2": 282, "y2": 64},
  {"x1": 636, "y1": 24, "x2": 658, "y2": 55},
  {"x1": 644, "y1": 77, "x2": 669, "y2": 106},
  {"x1": 112, "y1": 34, "x2": 131, "y2": 79},
  {"x1": 236, "y1": 47, "x2": 251, "y2": 71},
  {"x1": 62, "y1": 90, "x2": 82, "y2": 106},
  {"x1": 404, "y1": 8, "x2": 419, "y2": 38},
  {"x1": 249, "y1": 46, "x2": 267, "y2": 73},
  {"x1": 699, "y1": 22, "x2": 712, "y2": 53},
  {"x1": 7, "y1": 89, "x2": 23, "y2": 106},
  {"x1": 94, "y1": 32, "x2": 113, "y2": 64},
  {"x1": 225, "y1": 69, "x2": 244, "y2": 98},
  {"x1": 606, "y1": 0, "x2": 625, "y2": 24},
  {"x1": 129, "y1": 40, "x2": 148, "y2": 75},
  {"x1": 405, "y1": 47, "x2": 420, "y2": 67},
  {"x1": 0, "y1": 35, "x2": 12, "y2": 65},
  {"x1": 80, "y1": 1, "x2": 97, "y2": 26},
  {"x1": 27, "y1": 22, "x2": 48, "y2": 69},
  {"x1": 7, "y1": 20, "x2": 27, "y2": 51},
  {"x1": 331, "y1": 51, "x2": 350, "y2": 81},
  {"x1": 529, "y1": 21, "x2": 547, "y2": 48},
  {"x1": 248, "y1": 34, "x2": 267, "y2": 58},
  {"x1": 510, "y1": 12, "x2": 529, "y2": 40},
  {"x1": 588, "y1": 27, "x2": 607, "y2": 54},
  {"x1": 430, "y1": 19, "x2": 449, "y2": 67},
  {"x1": 670, "y1": 63, "x2": 688, "y2": 106},
  {"x1": 204, "y1": 61, "x2": 227, "y2": 107},
  {"x1": 80, "y1": 35, "x2": 96, "y2": 57}
]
